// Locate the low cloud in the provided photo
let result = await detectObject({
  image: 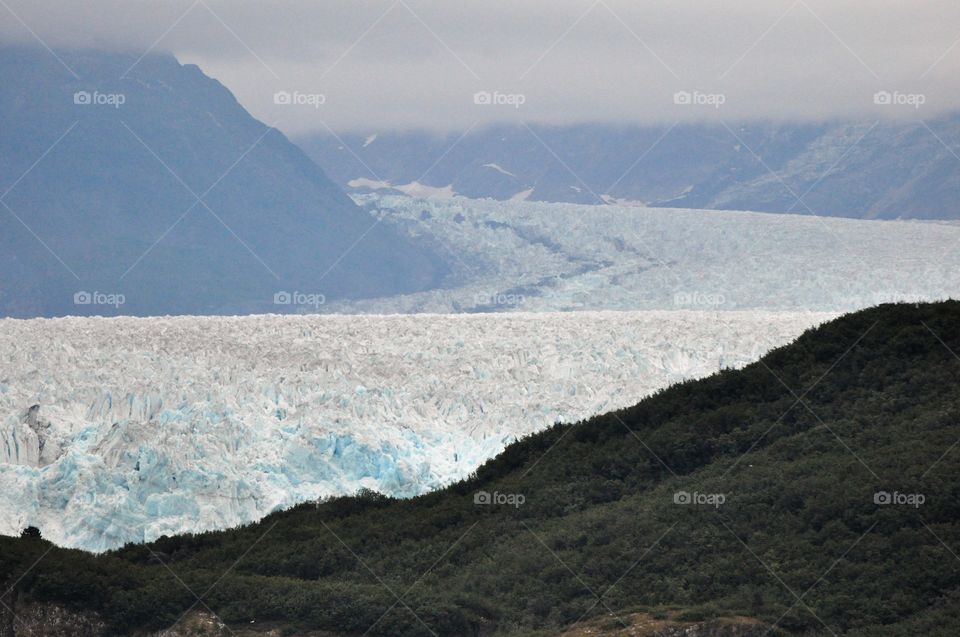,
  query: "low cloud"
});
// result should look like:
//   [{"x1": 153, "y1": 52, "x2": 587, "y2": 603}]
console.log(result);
[{"x1": 2, "y1": 0, "x2": 959, "y2": 133}]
